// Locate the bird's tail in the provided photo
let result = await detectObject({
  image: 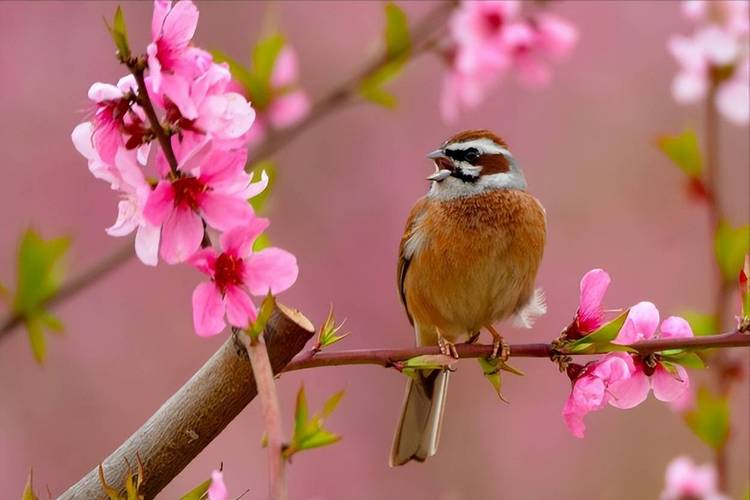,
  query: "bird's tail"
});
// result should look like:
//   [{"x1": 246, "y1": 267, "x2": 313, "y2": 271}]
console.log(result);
[{"x1": 389, "y1": 368, "x2": 449, "y2": 466}]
